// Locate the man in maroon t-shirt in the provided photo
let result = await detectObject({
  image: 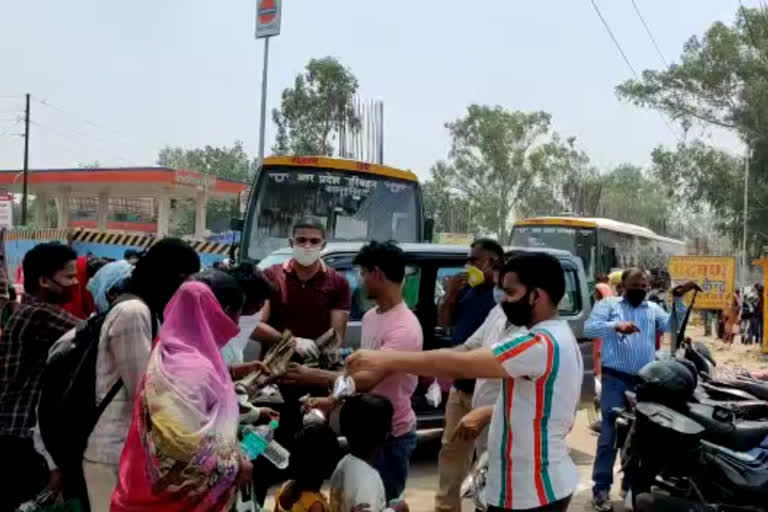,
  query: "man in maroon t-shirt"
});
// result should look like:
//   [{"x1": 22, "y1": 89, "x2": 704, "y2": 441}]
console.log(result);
[
  {"x1": 250, "y1": 217, "x2": 351, "y2": 505},
  {"x1": 253, "y1": 217, "x2": 351, "y2": 385}
]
